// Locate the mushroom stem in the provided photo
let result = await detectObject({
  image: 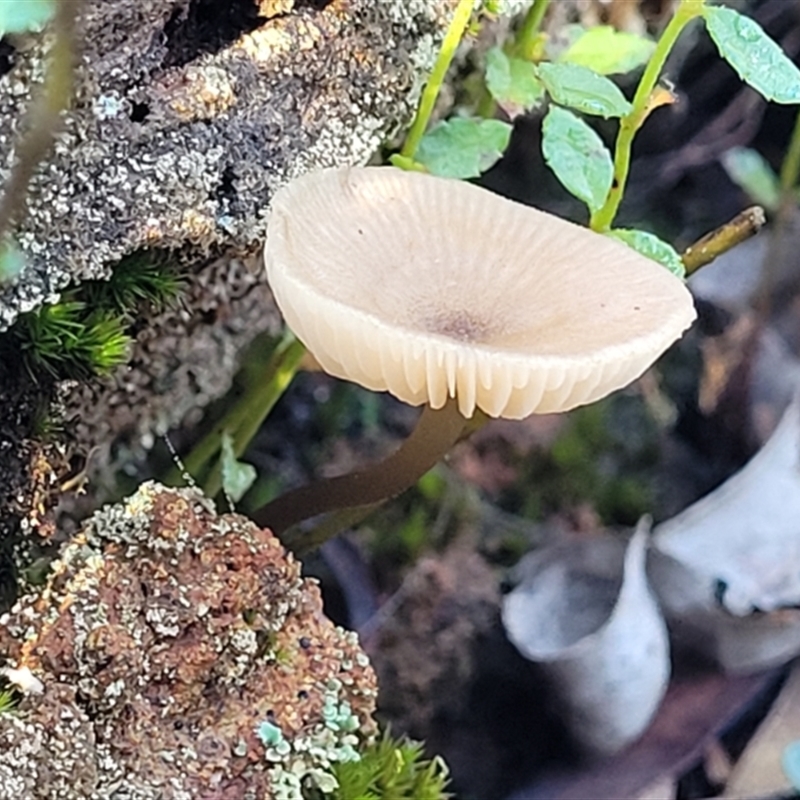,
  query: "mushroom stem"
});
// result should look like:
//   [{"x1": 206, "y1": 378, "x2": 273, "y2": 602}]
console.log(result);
[{"x1": 253, "y1": 398, "x2": 467, "y2": 539}]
